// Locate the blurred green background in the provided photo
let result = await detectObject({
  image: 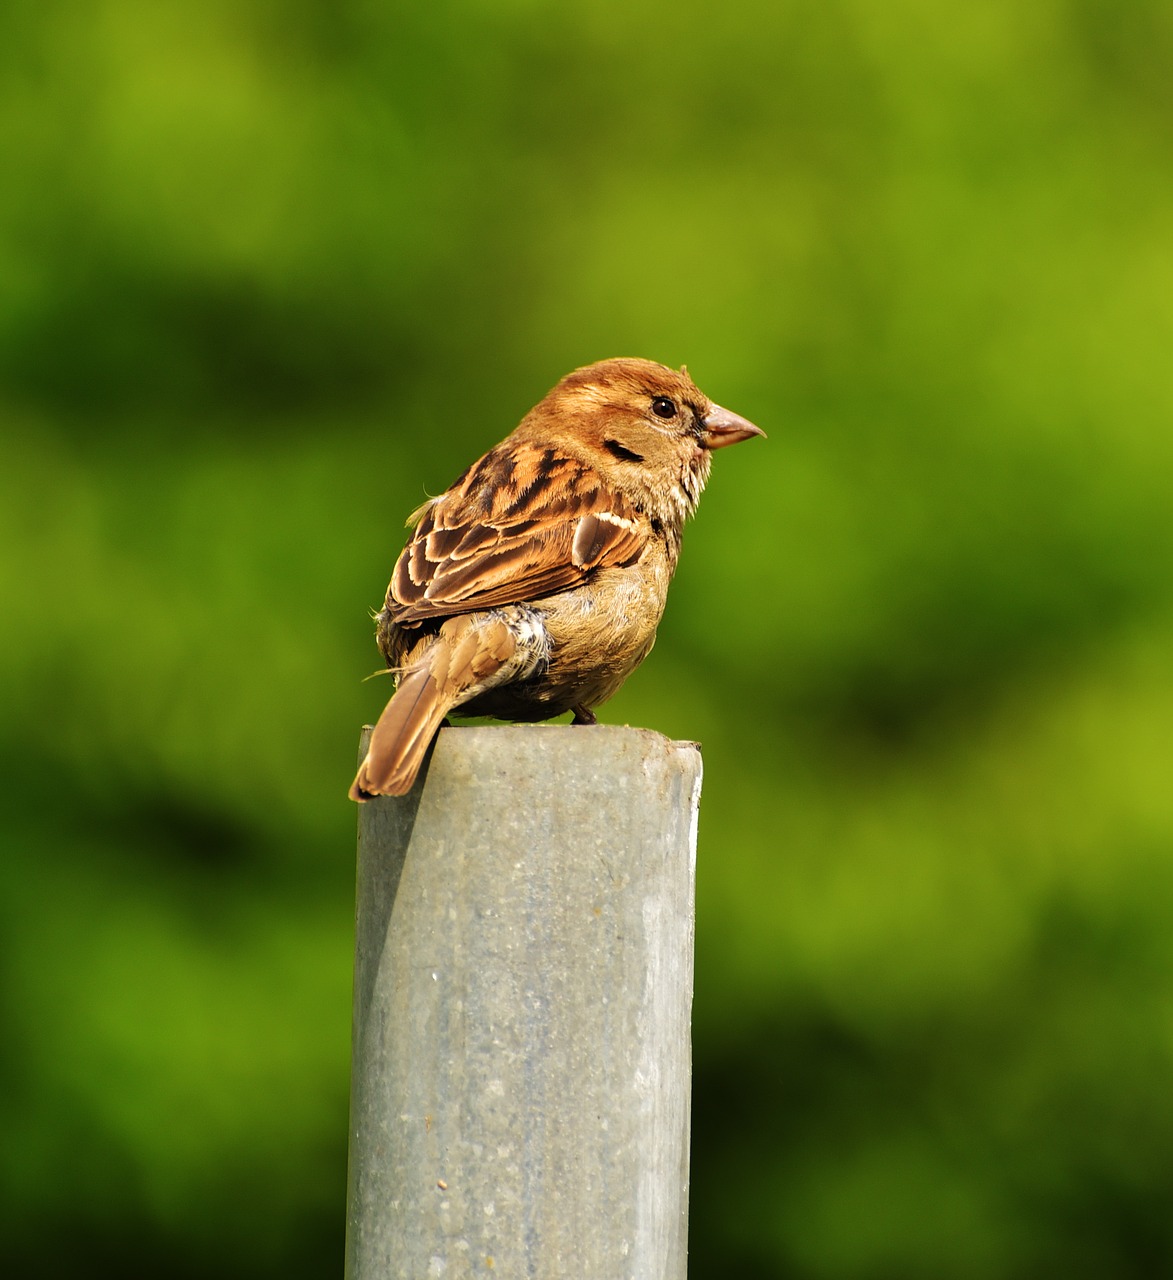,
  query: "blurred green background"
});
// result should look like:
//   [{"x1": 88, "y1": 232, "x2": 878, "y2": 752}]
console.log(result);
[{"x1": 3, "y1": 0, "x2": 1172, "y2": 1275}]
